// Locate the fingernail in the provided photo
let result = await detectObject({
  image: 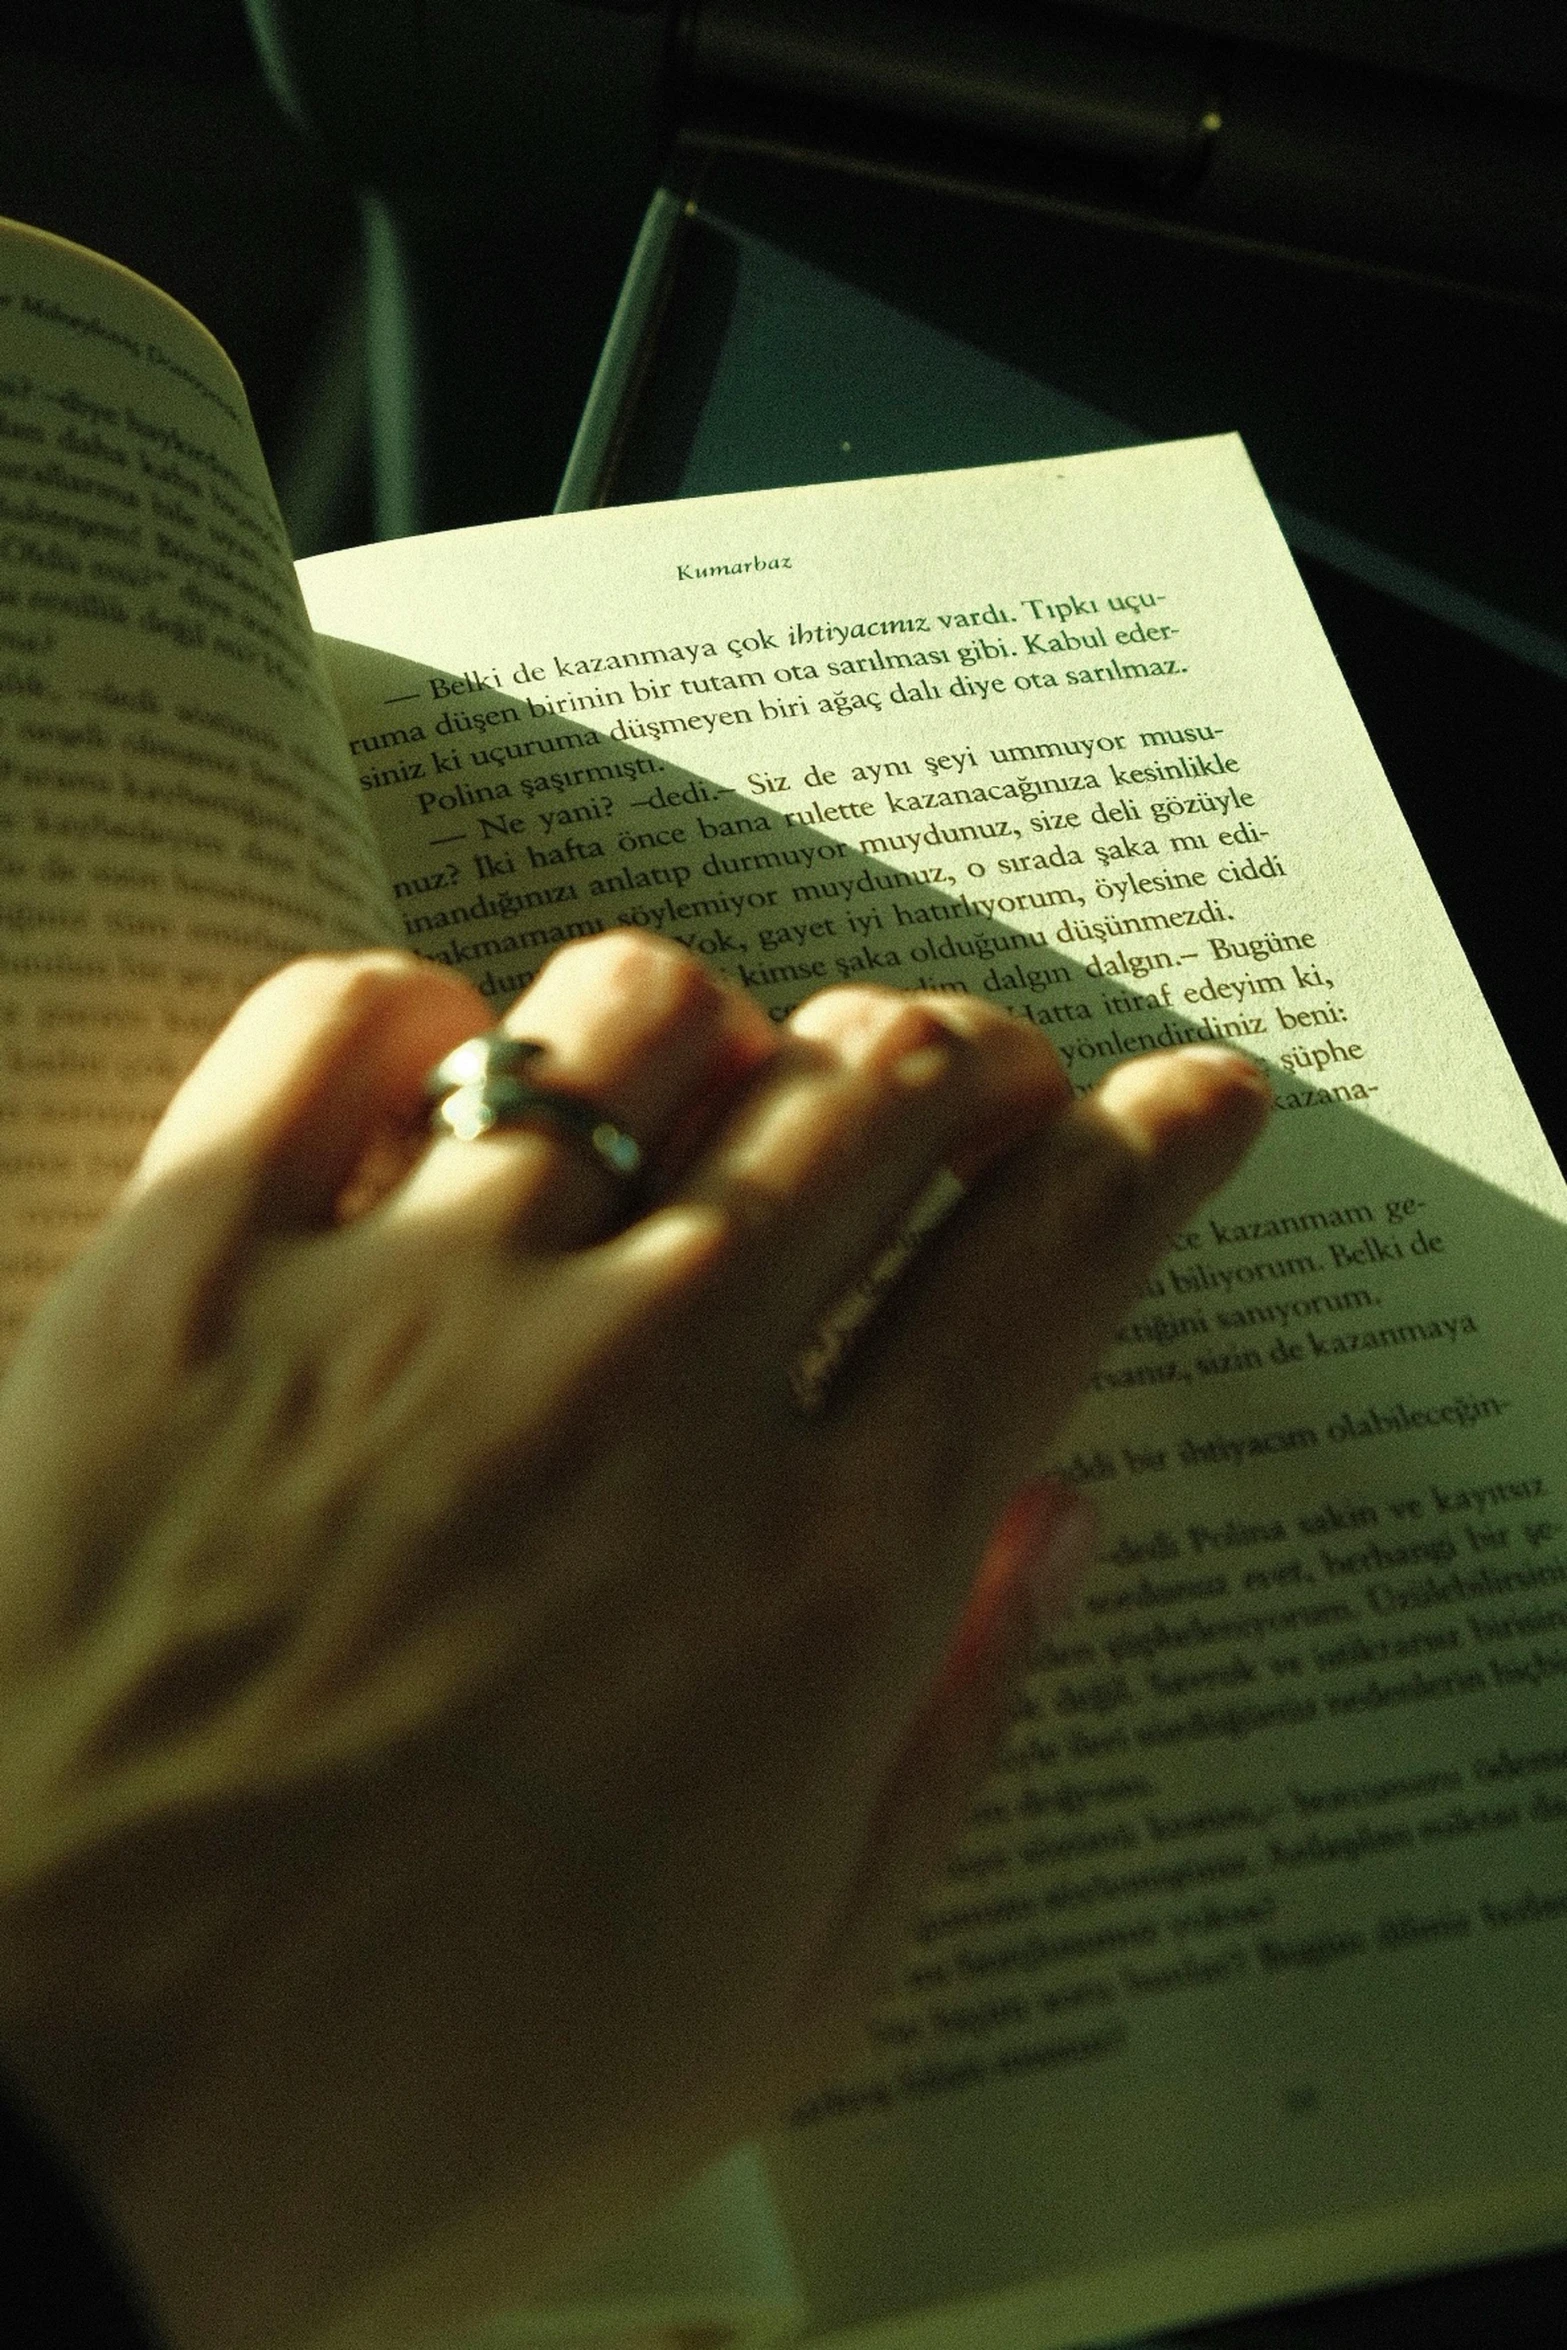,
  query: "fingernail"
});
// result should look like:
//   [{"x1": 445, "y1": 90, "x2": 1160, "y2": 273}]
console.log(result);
[
  {"x1": 1171, "y1": 1044, "x2": 1273, "y2": 1095},
  {"x1": 1098, "y1": 1044, "x2": 1271, "y2": 1151},
  {"x1": 1022, "y1": 1490, "x2": 1099, "y2": 1623},
  {"x1": 891, "y1": 1042, "x2": 953, "y2": 1092}
]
